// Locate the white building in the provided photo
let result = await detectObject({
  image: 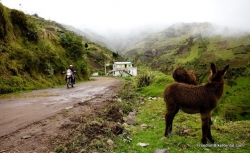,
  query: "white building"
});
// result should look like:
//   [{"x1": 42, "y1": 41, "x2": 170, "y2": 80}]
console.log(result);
[
  {"x1": 91, "y1": 72, "x2": 99, "y2": 76},
  {"x1": 110, "y1": 62, "x2": 137, "y2": 76}
]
